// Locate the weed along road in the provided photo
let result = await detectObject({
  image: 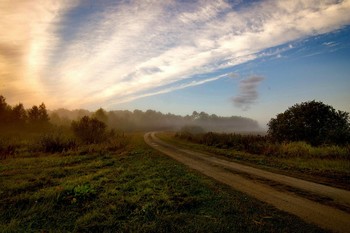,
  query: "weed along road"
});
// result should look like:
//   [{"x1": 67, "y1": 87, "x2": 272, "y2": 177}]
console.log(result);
[{"x1": 144, "y1": 132, "x2": 350, "y2": 233}]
